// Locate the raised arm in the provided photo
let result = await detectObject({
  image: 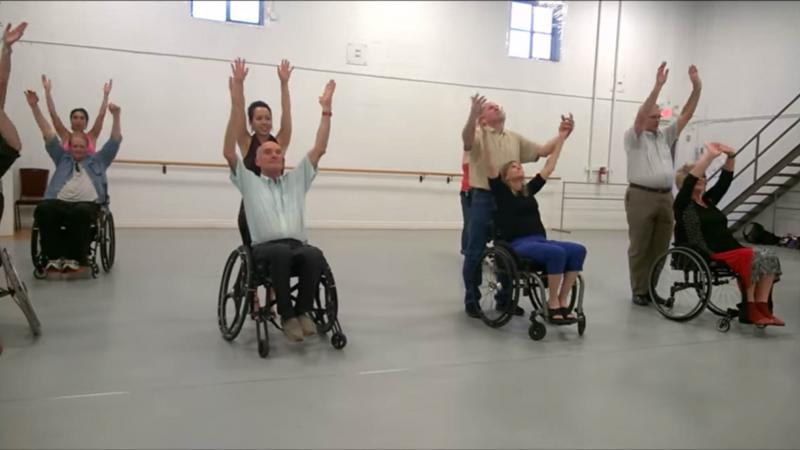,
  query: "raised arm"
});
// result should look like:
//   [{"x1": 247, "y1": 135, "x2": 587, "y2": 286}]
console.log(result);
[
  {"x1": 25, "y1": 90, "x2": 57, "y2": 141},
  {"x1": 1, "y1": 22, "x2": 27, "y2": 109},
  {"x1": 88, "y1": 79, "x2": 112, "y2": 141},
  {"x1": 224, "y1": 60, "x2": 248, "y2": 170},
  {"x1": 537, "y1": 113, "x2": 574, "y2": 158},
  {"x1": 307, "y1": 80, "x2": 335, "y2": 168},
  {"x1": 274, "y1": 59, "x2": 293, "y2": 151},
  {"x1": 229, "y1": 59, "x2": 250, "y2": 156},
  {"x1": 676, "y1": 65, "x2": 701, "y2": 136},
  {"x1": 634, "y1": 62, "x2": 668, "y2": 137},
  {"x1": 538, "y1": 116, "x2": 572, "y2": 179},
  {"x1": 95, "y1": 103, "x2": 122, "y2": 168},
  {"x1": 41, "y1": 75, "x2": 70, "y2": 142},
  {"x1": 462, "y1": 93, "x2": 486, "y2": 151}
]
